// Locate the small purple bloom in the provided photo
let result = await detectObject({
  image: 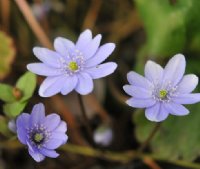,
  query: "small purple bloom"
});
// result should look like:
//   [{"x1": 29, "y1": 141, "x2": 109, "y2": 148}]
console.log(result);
[
  {"x1": 27, "y1": 29, "x2": 117, "y2": 97},
  {"x1": 16, "y1": 103, "x2": 68, "y2": 162},
  {"x1": 93, "y1": 125, "x2": 113, "y2": 146},
  {"x1": 123, "y1": 54, "x2": 200, "y2": 122}
]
